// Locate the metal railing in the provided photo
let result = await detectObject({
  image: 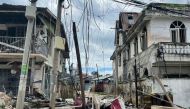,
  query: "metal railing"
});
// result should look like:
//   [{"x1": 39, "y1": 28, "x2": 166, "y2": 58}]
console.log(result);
[
  {"x1": 0, "y1": 36, "x2": 25, "y2": 53},
  {"x1": 0, "y1": 36, "x2": 48, "y2": 56},
  {"x1": 159, "y1": 42, "x2": 190, "y2": 55}
]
